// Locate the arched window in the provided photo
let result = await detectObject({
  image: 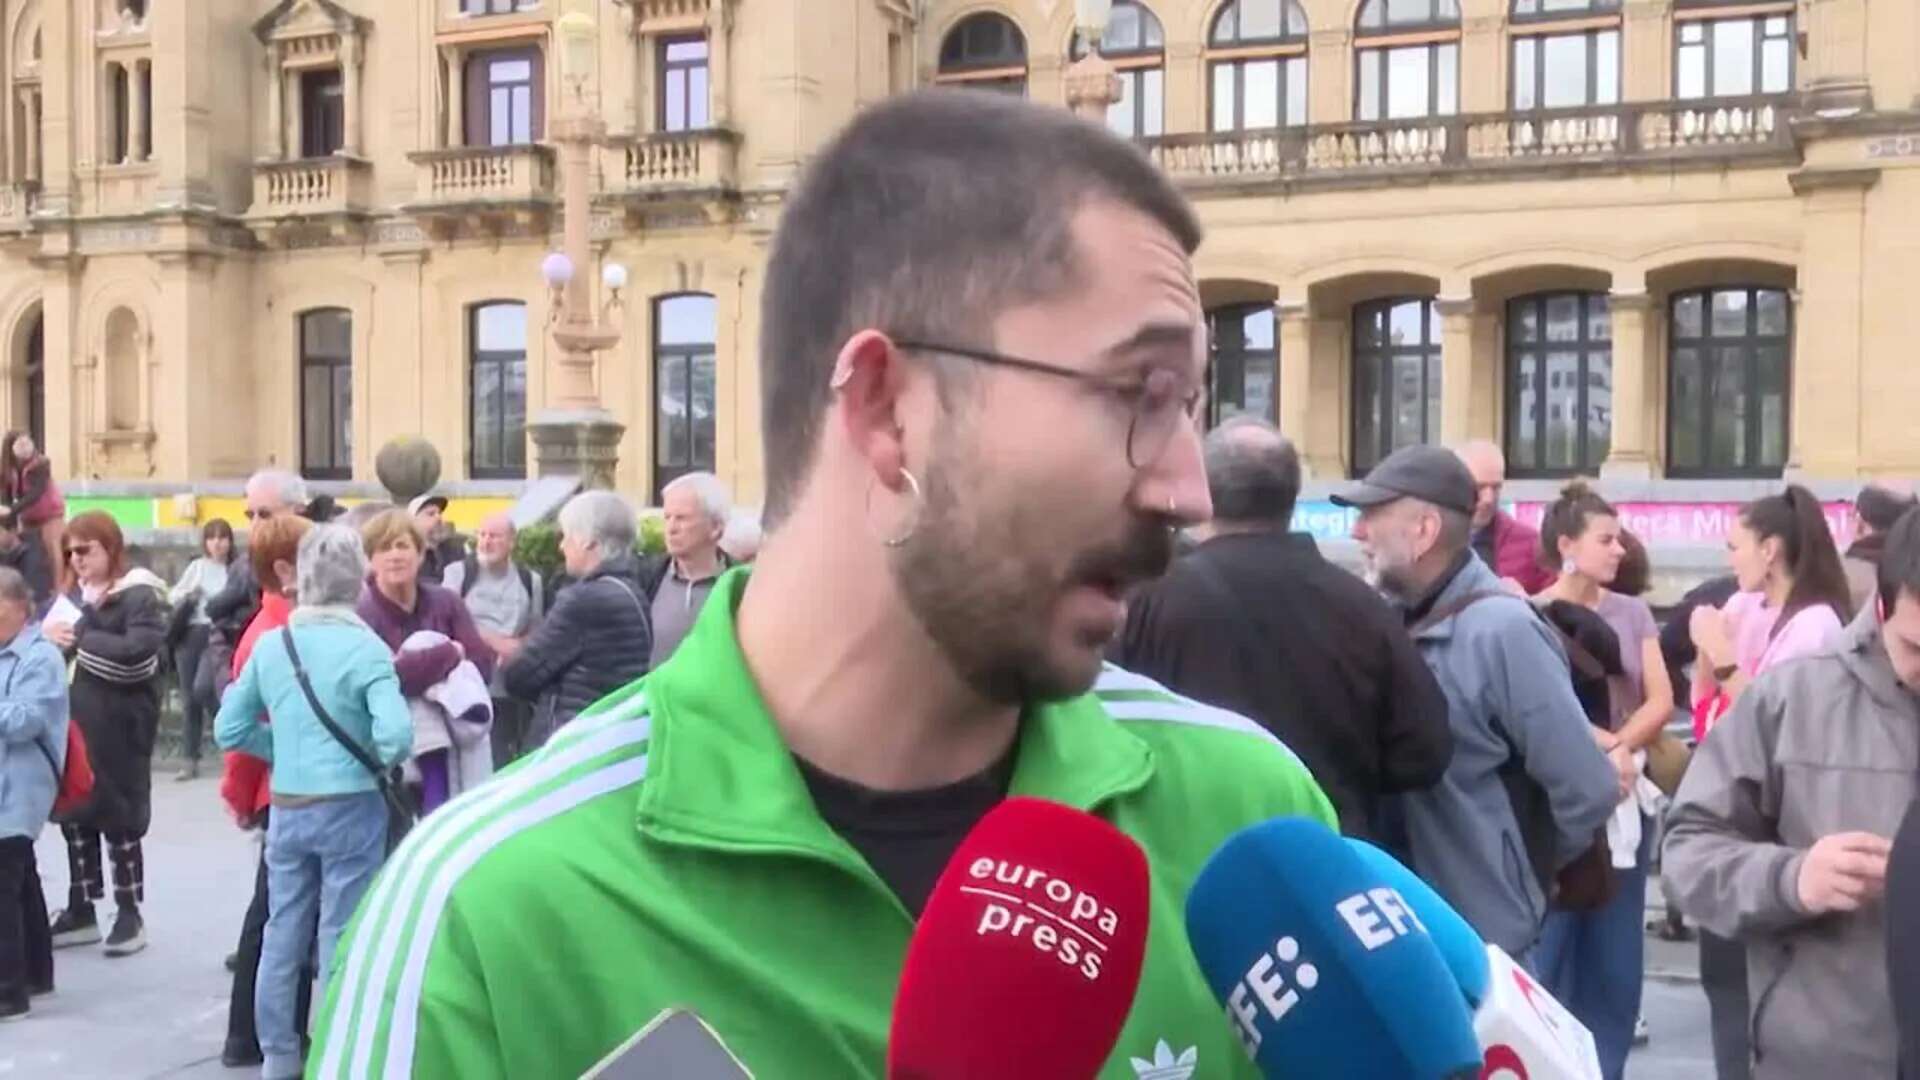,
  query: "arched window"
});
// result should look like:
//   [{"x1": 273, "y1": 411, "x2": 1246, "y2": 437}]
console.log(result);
[
  {"x1": 299, "y1": 309, "x2": 352, "y2": 480},
  {"x1": 468, "y1": 301, "x2": 527, "y2": 479},
  {"x1": 103, "y1": 307, "x2": 140, "y2": 431},
  {"x1": 1352, "y1": 297, "x2": 1440, "y2": 473},
  {"x1": 936, "y1": 12, "x2": 1028, "y2": 96},
  {"x1": 1353, "y1": 0, "x2": 1460, "y2": 121},
  {"x1": 1505, "y1": 292, "x2": 1611, "y2": 476},
  {"x1": 654, "y1": 294, "x2": 717, "y2": 503},
  {"x1": 1667, "y1": 286, "x2": 1790, "y2": 477},
  {"x1": 1208, "y1": 303, "x2": 1277, "y2": 426},
  {"x1": 1511, "y1": 0, "x2": 1621, "y2": 110},
  {"x1": 23, "y1": 314, "x2": 42, "y2": 449},
  {"x1": 1207, "y1": 0, "x2": 1309, "y2": 131},
  {"x1": 1675, "y1": 3, "x2": 1793, "y2": 99},
  {"x1": 1071, "y1": 2, "x2": 1165, "y2": 137}
]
